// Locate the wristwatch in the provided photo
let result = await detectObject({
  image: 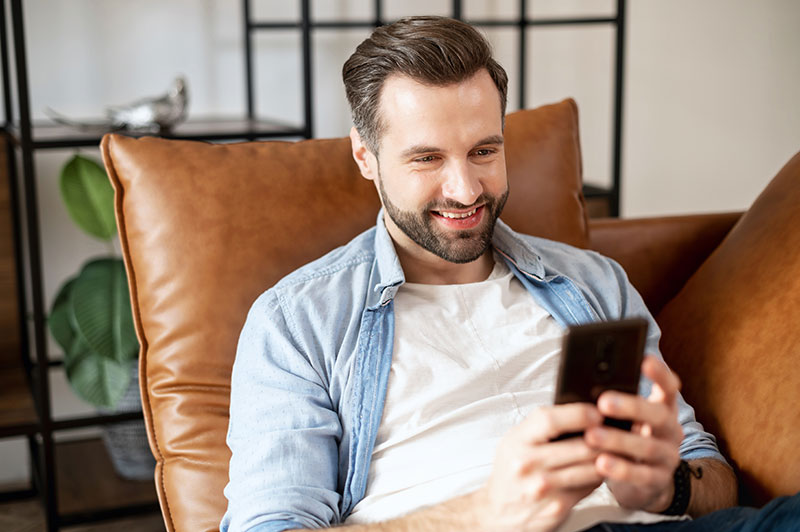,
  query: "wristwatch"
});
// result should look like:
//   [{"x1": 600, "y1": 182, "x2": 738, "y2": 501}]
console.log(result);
[{"x1": 661, "y1": 460, "x2": 701, "y2": 516}]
